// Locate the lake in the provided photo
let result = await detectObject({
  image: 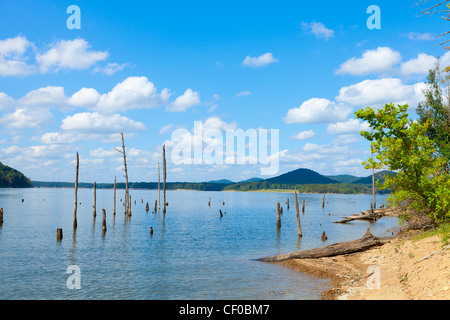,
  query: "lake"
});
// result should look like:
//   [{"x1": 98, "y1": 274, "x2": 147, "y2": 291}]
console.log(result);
[{"x1": 0, "y1": 188, "x2": 399, "y2": 300}]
